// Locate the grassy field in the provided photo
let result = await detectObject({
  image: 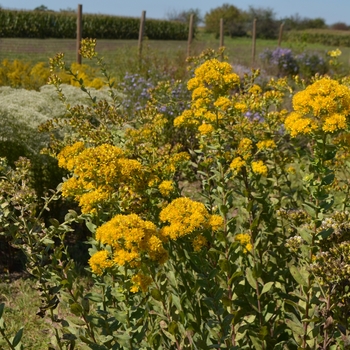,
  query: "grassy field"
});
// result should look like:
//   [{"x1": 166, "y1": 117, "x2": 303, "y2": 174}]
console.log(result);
[{"x1": 0, "y1": 32, "x2": 349, "y2": 79}]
